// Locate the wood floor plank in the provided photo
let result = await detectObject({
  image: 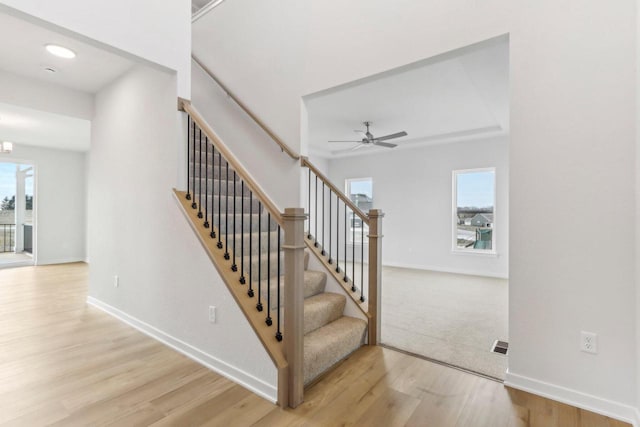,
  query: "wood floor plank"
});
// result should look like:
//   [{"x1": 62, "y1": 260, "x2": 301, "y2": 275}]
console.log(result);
[{"x1": 0, "y1": 263, "x2": 633, "y2": 427}]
